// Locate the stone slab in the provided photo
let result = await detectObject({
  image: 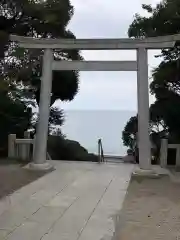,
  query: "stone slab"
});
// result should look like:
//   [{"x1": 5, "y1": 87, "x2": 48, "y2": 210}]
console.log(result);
[{"x1": 2, "y1": 161, "x2": 134, "y2": 240}]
